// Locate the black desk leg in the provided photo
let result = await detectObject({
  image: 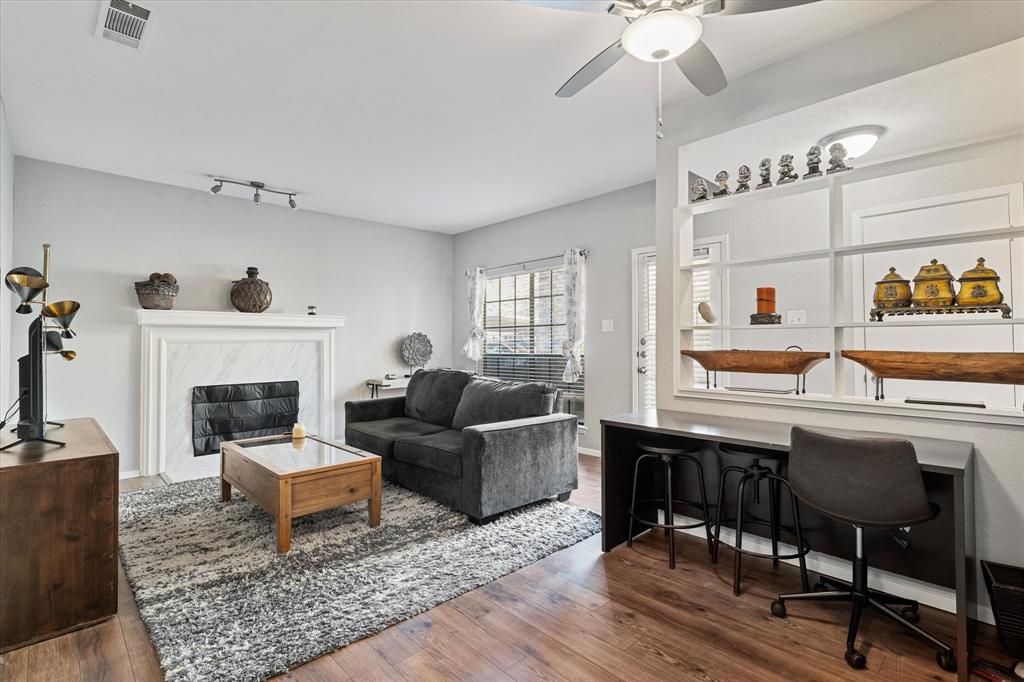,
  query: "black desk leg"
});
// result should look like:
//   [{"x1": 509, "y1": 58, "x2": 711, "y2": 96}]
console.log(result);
[{"x1": 953, "y1": 467, "x2": 976, "y2": 681}]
